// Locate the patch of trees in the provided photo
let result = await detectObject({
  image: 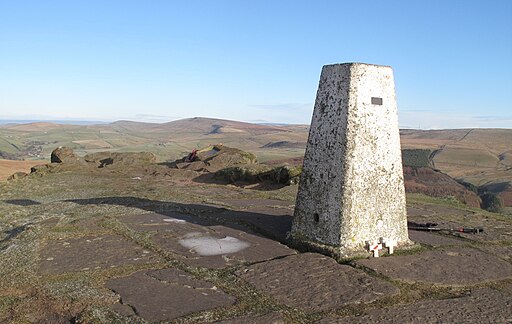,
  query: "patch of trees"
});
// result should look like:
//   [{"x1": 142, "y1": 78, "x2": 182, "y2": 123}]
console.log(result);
[
  {"x1": 480, "y1": 192, "x2": 504, "y2": 213},
  {"x1": 401, "y1": 149, "x2": 433, "y2": 168},
  {"x1": 457, "y1": 180, "x2": 504, "y2": 213}
]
